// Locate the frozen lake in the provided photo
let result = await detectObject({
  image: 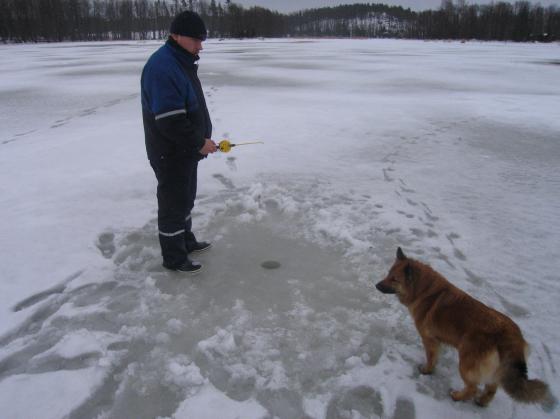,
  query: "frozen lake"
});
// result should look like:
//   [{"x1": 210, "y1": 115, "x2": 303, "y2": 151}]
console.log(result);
[{"x1": 0, "y1": 39, "x2": 559, "y2": 418}]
